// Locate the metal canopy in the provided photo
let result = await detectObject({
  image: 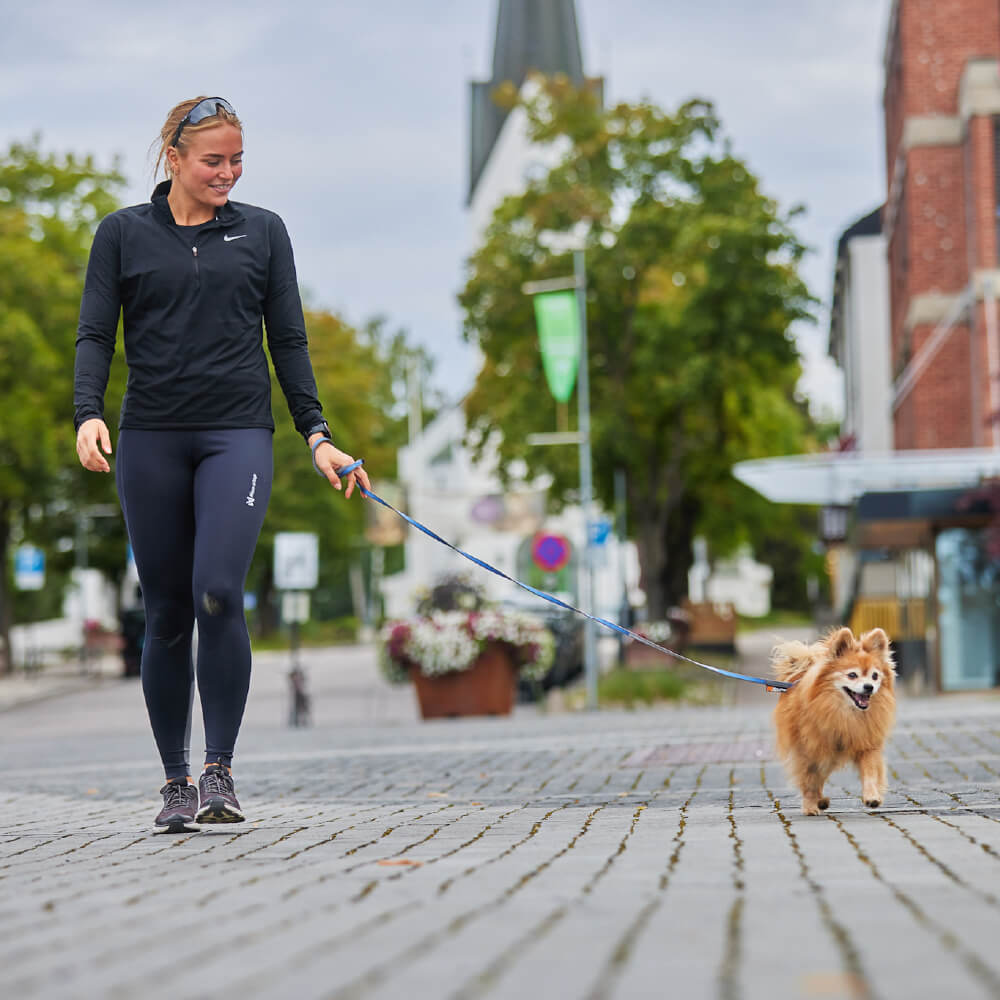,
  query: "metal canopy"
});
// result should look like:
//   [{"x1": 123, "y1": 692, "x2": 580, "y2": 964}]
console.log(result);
[{"x1": 733, "y1": 449, "x2": 1000, "y2": 505}]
